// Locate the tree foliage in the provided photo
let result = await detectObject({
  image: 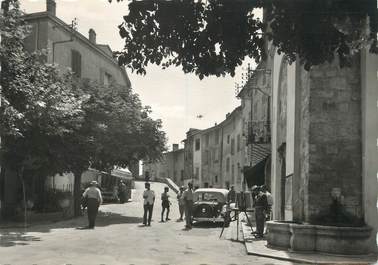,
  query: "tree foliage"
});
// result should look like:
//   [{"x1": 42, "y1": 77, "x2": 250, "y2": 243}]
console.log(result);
[
  {"x1": 113, "y1": 0, "x2": 377, "y2": 77},
  {"x1": 0, "y1": 0, "x2": 83, "y2": 176}
]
